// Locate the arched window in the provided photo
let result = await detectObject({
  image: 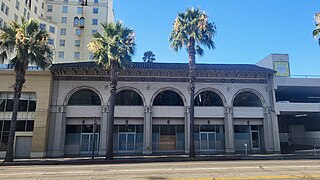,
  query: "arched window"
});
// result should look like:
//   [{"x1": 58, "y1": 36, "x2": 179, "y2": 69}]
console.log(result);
[
  {"x1": 153, "y1": 90, "x2": 184, "y2": 106},
  {"x1": 68, "y1": 89, "x2": 101, "y2": 105},
  {"x1": 195, "y1": 91, "x2": 223, "y2": 106},
  {"x1": 79, "y1": 17, "x2": 85, "y2": 27},
  {"x1": 73, "y1": 17, "x2": 79, "y2": 27},
  {"x1": 116, "y1": 90, "x2": 143, "y2": 106},
  {"x1": 233, "y1": 91, "x2": 262, "y2": 107}
]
